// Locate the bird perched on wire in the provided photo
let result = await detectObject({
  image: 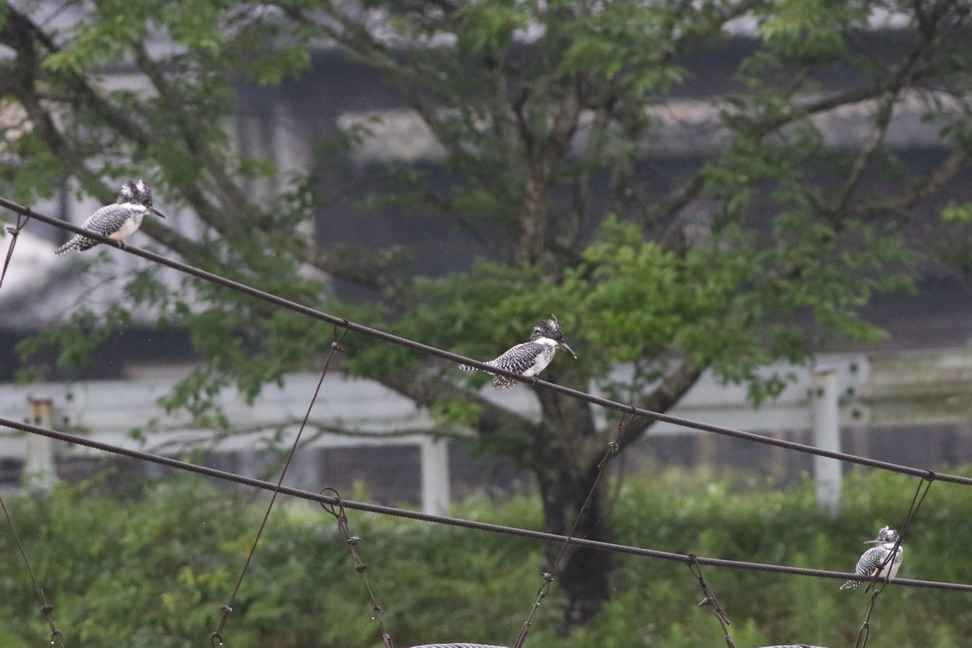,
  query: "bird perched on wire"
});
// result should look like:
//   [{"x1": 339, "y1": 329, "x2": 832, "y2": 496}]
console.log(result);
[
  {"x1": 55, "y1": 179, "x2": 166, "y2": 255},
  {"x1": 839, "y1": 525, "x2": 903, "y2": 590},
  {"x1": 460, "y1": 315, "x2": 577, "y2": 390}
]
